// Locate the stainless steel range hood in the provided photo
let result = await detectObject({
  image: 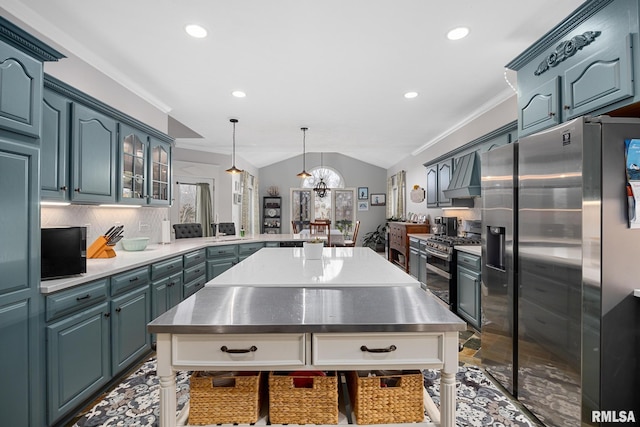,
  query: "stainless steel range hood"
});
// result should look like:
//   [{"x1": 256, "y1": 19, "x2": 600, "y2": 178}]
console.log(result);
[{"x1": 443, "y1": 152, "x2": 481, "y2": 199}]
